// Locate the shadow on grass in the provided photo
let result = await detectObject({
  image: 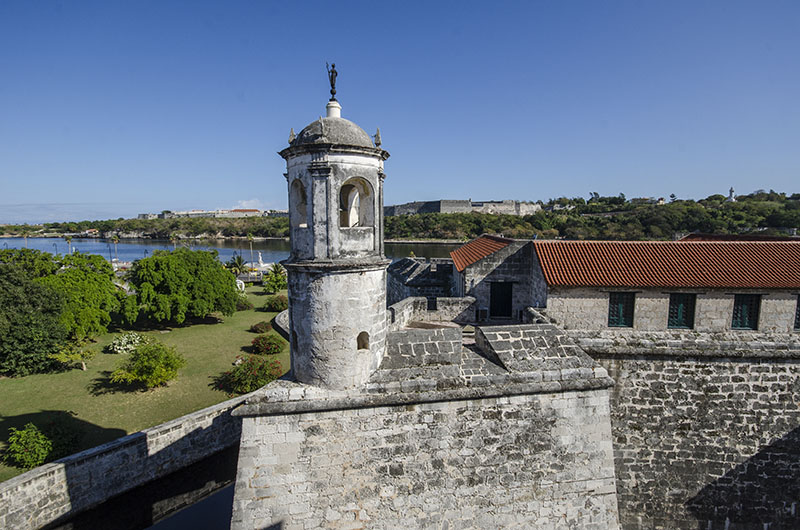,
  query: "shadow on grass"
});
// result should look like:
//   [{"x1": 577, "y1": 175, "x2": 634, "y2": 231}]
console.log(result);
[
  {"x1": 0, "y1": 410, "x2": 127, "y2": 468},
  {"x1": 87, "y1": 371, "x2": 144, "y2": 395}
]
